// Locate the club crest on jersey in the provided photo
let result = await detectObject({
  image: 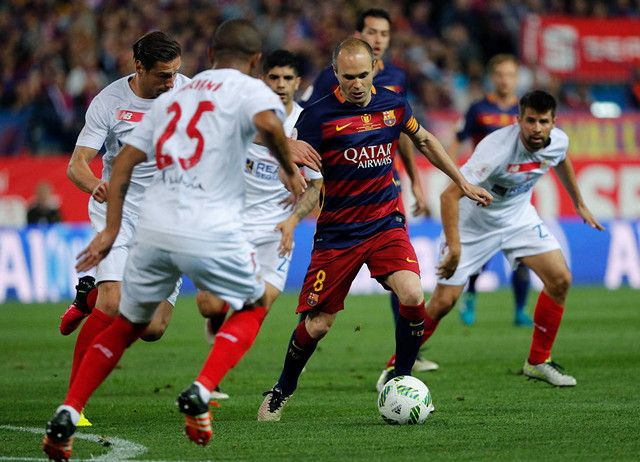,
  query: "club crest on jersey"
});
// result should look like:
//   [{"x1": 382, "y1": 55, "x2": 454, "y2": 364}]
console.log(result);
[
  {"x1": 382, "y1": 110, "x2": 397, "y2": 127},
  {"x1": 245, "y1": 158, "x2": 254, "y2": 172},
  {"x1": 307, "y1": 292, "x2": 319, "y2": 306}
]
